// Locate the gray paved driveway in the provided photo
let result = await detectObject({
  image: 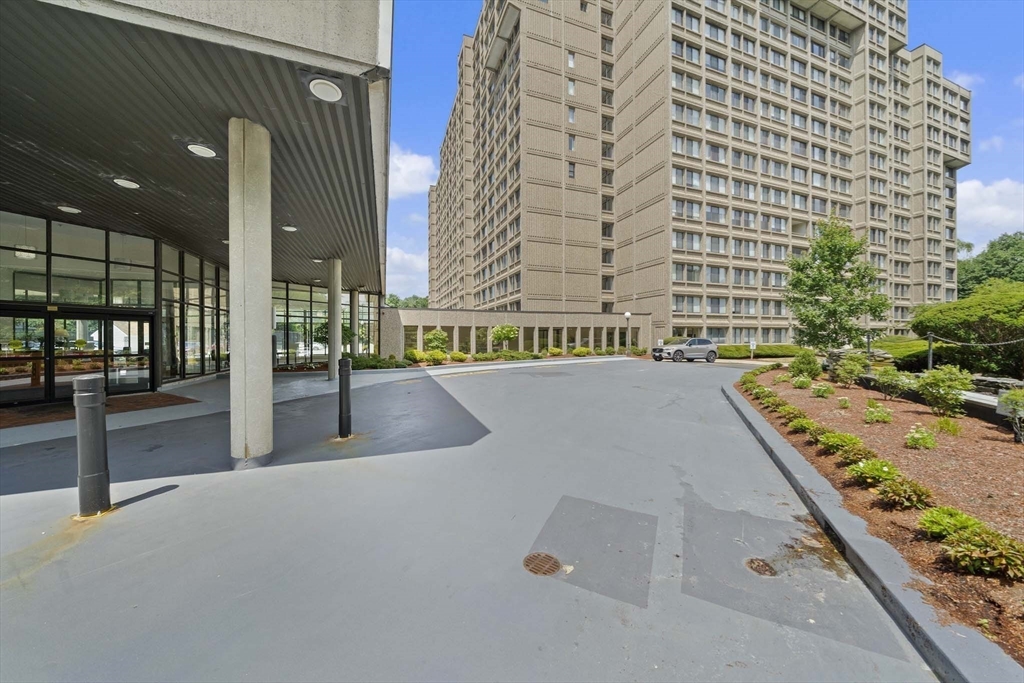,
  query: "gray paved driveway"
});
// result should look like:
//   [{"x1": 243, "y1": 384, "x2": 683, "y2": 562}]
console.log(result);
[{"x1": 0, "y1": 360, "x2": 932, "y2": 682}]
